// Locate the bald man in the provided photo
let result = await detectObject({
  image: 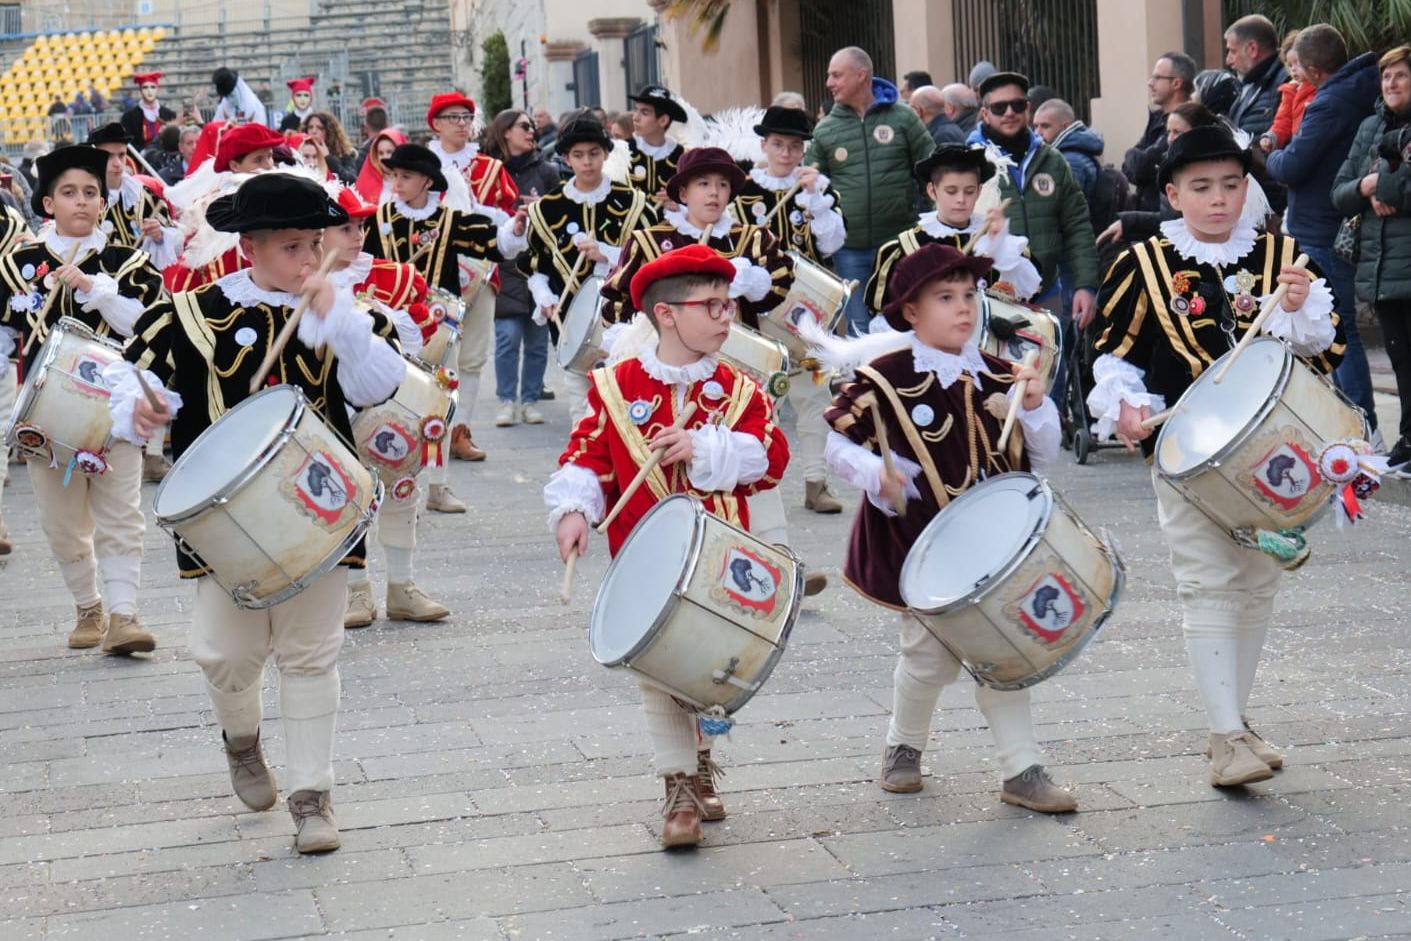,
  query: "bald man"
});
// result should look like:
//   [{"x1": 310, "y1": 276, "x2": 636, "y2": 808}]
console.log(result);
[
  {"x1": 910, "y1": 85, "x2": 966, "y2": 147},
  {"x1": 939, "y1": 83, "x2": 981, "y2": 136}
]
